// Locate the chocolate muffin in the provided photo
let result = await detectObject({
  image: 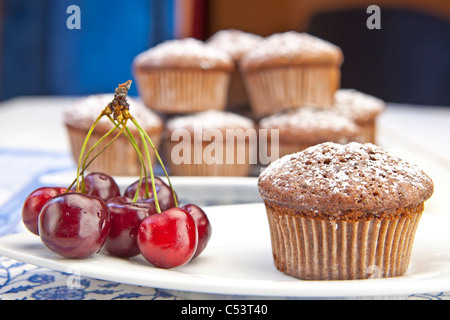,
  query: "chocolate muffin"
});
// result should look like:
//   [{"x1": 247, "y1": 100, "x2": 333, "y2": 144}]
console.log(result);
[
  {"x1": 240, "y1": 31, "x2": 343, "y2": 116},
  {"x1": 133, "y1": 38, "x2": 234, "y2": 114},
  {"x1": 258, "y1": 142, "x2": 434, "y2": 280},
  {"x1": 334, "y1": 89, "x2": 385, "y2": 144},
  {"x1": 165, "y1": 110, "x2": 256, "y2": 176},
  {"x1": 258, "y1": 106, "x2": 360, "y2": 159}
]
